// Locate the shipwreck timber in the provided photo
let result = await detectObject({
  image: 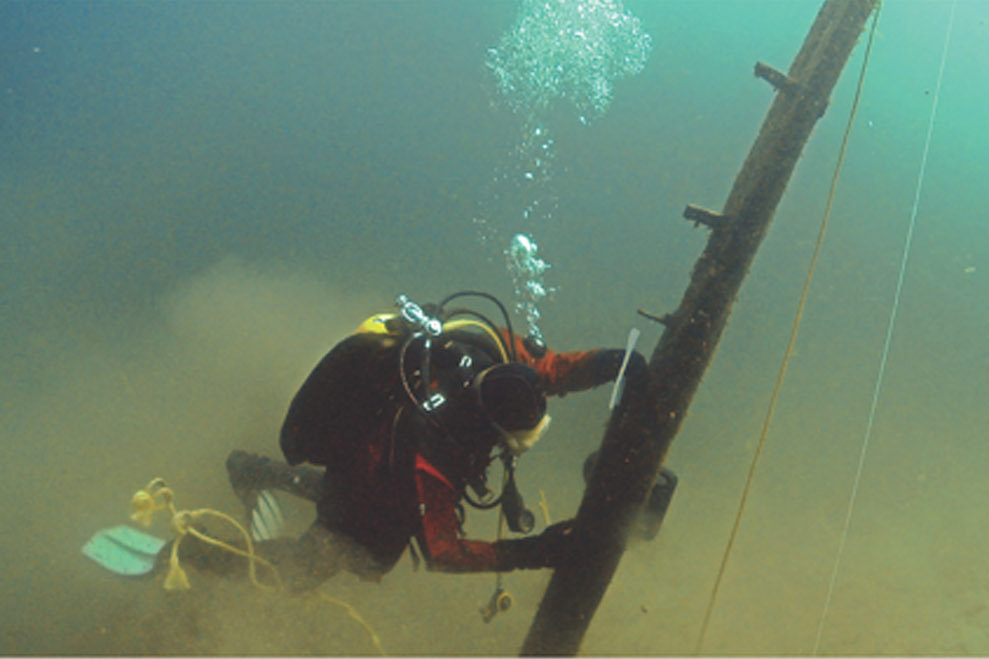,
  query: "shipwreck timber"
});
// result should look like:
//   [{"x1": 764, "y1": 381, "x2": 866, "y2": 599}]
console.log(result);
[{"x1": 520, "y1": 0, "x2": 880, "y2": 654}]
